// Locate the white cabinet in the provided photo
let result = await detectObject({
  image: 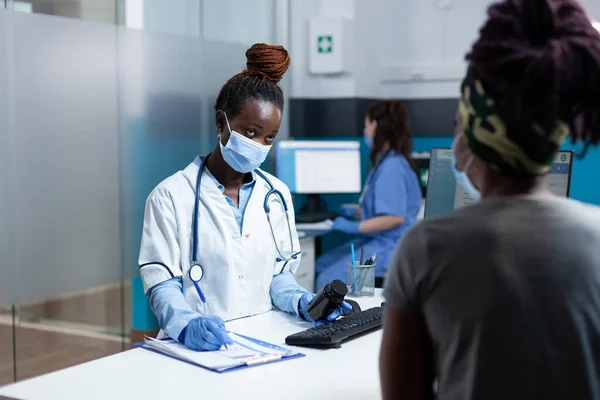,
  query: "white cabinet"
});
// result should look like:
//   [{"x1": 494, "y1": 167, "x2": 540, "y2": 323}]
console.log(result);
[{"x1": 294, "y1": 236, "x2": 316, "y2": 292}]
